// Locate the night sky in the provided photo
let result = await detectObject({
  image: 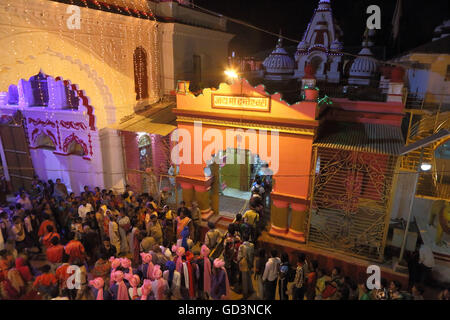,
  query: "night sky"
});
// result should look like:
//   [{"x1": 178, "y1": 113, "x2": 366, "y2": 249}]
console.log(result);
[{"x1": 194, "y1": 0, "x2": 449, "y2": 58}]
